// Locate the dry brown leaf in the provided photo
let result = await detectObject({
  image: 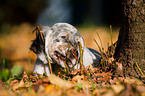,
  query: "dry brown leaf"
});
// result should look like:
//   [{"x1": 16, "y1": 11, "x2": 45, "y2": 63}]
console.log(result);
[
  {"x1": 45, "y1": 84, "x2": 62, "y2": 96},
  {"x1": 0, "y1": 89, "x2": 12, "y2": 96},
  {"x1": 102, "y1": 89, "x2": 115, "y2": 96},
  {"x1": 119, "y1": 77, "x2": 144, "y2": 85},
  {"x1": 12, "y1": 79, "x2": 25, "y2": 91},
  {"x1": 136, "y1": 85, "x2": 145, "y2": 93},
  {"x1": 12, "y1": 79, "x2": 30, "y2": 92},
  {"x1": 111, "y1": 84, "x2": 124, "y2": 94},
  {"x1": 0, "y1": 82, "x2": 12, "y2": 96},
  {"x1": 9, "y1": 79, "x2": 19, "y2": 87},
  {"x1": 72, "y1": 75, "x2": 85, "y2": 81},
  {"x1": 32, "y1": 79, "x2": 43, "y2": 91},
  {"x1": 48, "y1": 74, "x2": 74, "y2": 88},
  {"x1": 108, "y1": 57, "x2": 114, "y2": 64},
  {"x1": 22, "y1": 71, "x2": 29, "y2": 81},
  {"x1": 69, "y1": 81, "x2": 76, "y2": 85},
  {"x1": 45, "y1": 84, "x2": 55, "y2": 93},
  {"x1": 93, "y1": 88, "x2": 107, "y2": 95},
  {"x1": 37, "y1": 85, "x2": 45, "y2": 93},
  {"x1": 29, "y1": 75, "x2": 38, "y2": 82},
  {"x1": 44, "y1": 84, "x2": 61, "y2": 94},
  {"x1": 22, "y1": 89, "x2": 36, "y2": 96},
  {"x1": 109, "y1": 77, "x2": 119, "y2": 84},
  {"x1": 141, "y1": 92, "x2": 145, "y2": 96},
  {"x1": 87, "y1": 65, "x2": 97, "y2": 72},
  {"x1": 77, "y1": 80, "x2": 92, "y2": 89},
  {"x1": 66, "y1": 88, "x2": 91, "y2": 96}
]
